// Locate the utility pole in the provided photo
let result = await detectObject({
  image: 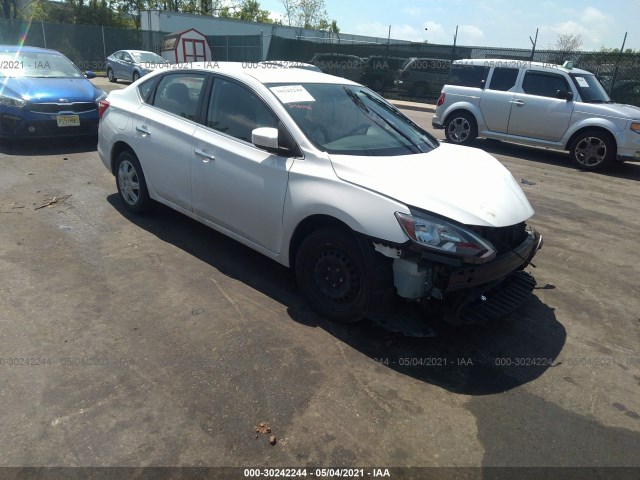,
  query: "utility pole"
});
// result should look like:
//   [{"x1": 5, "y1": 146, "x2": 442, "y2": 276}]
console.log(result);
[
  {"x1": 451, "y1": 25, "x2": 458, "y2": 61},
  {"x1": 609, "y1": 32, "x2": 627, "y2": 95},
  {"x1": 529, "y1": 28, "x2": 538, "y2": 60}
]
